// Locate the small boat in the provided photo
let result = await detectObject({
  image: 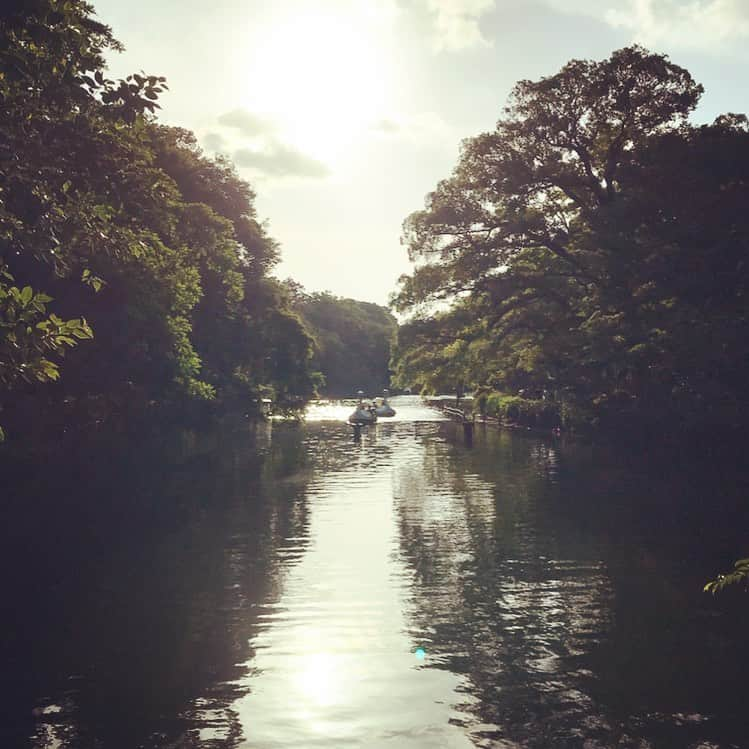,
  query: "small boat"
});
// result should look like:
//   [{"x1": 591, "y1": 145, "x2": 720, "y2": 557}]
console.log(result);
[
  {"x1": 375, "y1": 389, "x2": 396, "y2": 418},
  {"x1": 349, "y1": 405, "x2": 377, "y2": 425},
  {"x1": 349, "y1": 391, "x2": 377, "y2": 425}
]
